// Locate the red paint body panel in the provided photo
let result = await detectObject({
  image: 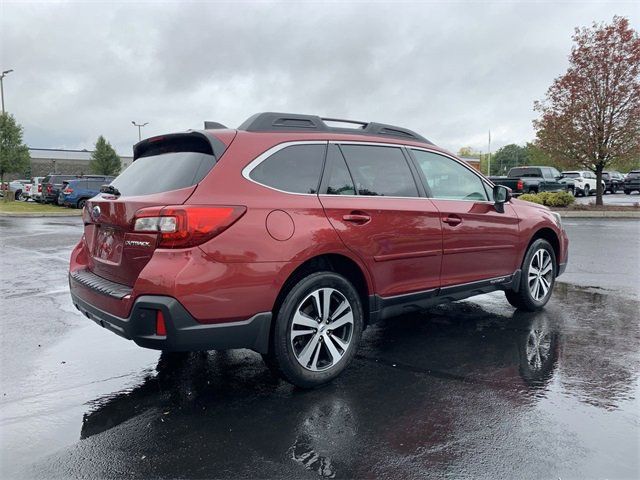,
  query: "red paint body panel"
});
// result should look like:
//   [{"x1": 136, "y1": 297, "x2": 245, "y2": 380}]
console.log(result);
[
  {"x1": 431, "y1": 200, "x2": 521, "y2": 286},
  {"x1": 69, "y1": 127, "x2": 569, "y2": 329},
  {"x1": 319, "y1": 195, "x2": 442, "y2": 296}
]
